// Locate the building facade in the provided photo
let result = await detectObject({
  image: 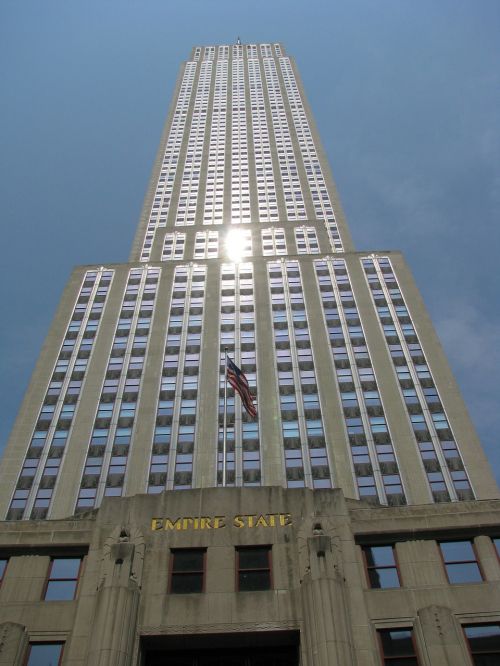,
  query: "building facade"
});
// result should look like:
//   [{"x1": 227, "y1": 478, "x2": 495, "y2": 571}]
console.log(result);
[{"x1": 0, "y1": 43, "x2": 499, "y2": 665}]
